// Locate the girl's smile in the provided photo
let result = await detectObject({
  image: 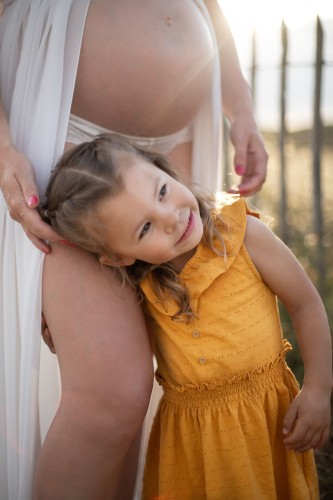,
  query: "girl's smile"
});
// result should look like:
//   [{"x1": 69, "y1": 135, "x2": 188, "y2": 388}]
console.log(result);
[
  {"x1": 96, "y1": 157, "x2": 203, "y2": 270},
  {"x1": 176, "y1": 210, "x2": 195, "y2": 245}
]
